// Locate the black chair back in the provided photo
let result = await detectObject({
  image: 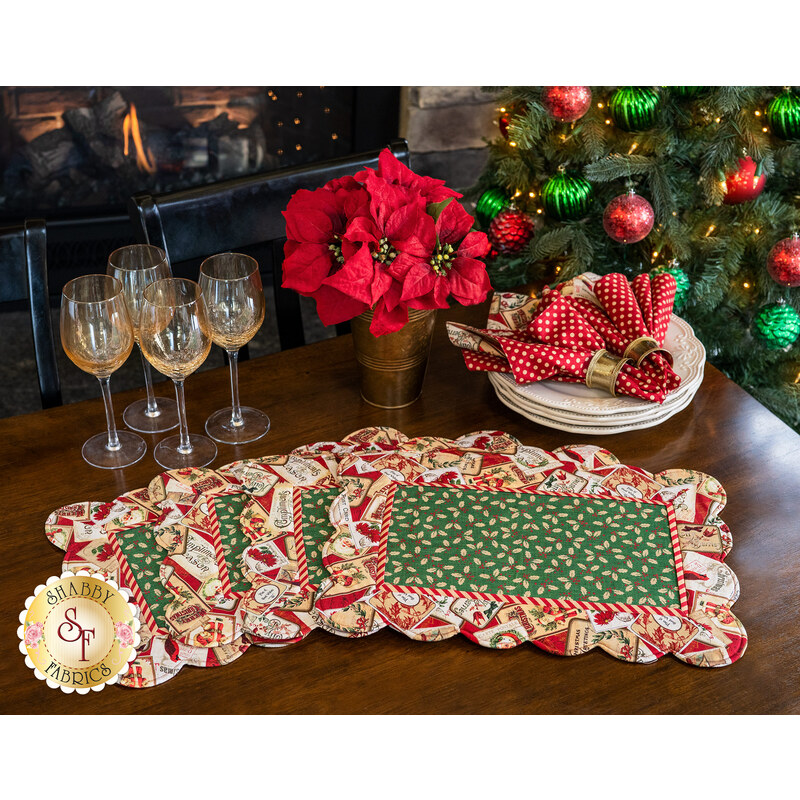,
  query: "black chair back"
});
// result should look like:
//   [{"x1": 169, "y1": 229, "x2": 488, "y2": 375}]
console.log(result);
[
  {"x1": 128, "y1": 139, "x2": 410, "y2": 350},
  {"x1": 0, "y1": 220, "x2": 62, "y2": 408}
]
